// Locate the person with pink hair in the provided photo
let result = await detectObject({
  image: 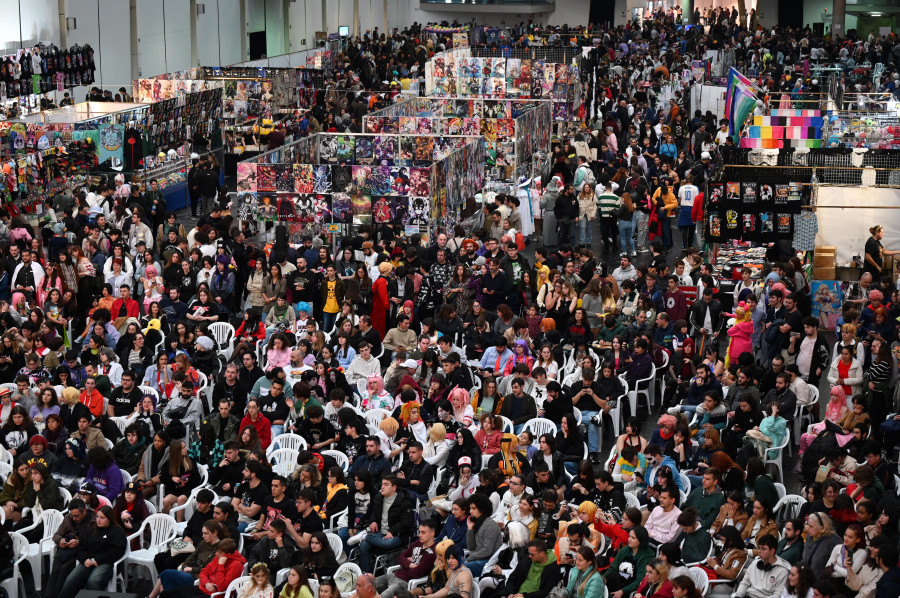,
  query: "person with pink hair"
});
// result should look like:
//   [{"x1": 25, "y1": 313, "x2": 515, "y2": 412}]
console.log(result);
[
  {"x1": 648, "y1": 414, "x2": 678, "y2": 450},
  {"x1": 140, "y1": 264, "x2": 164, "y2": 312},
  {"x1": 797, "y1": 386, "x2": 849, "y2": 464},
  {"x1": 725, "y1": 301, "x2": 754, "y2": 368},
  {"x1": 361, "y1": 373, "x2": 392, "y2": 411},
  {"x1": 448, "y1": 386, "x2": 474, "y2": 428}
]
